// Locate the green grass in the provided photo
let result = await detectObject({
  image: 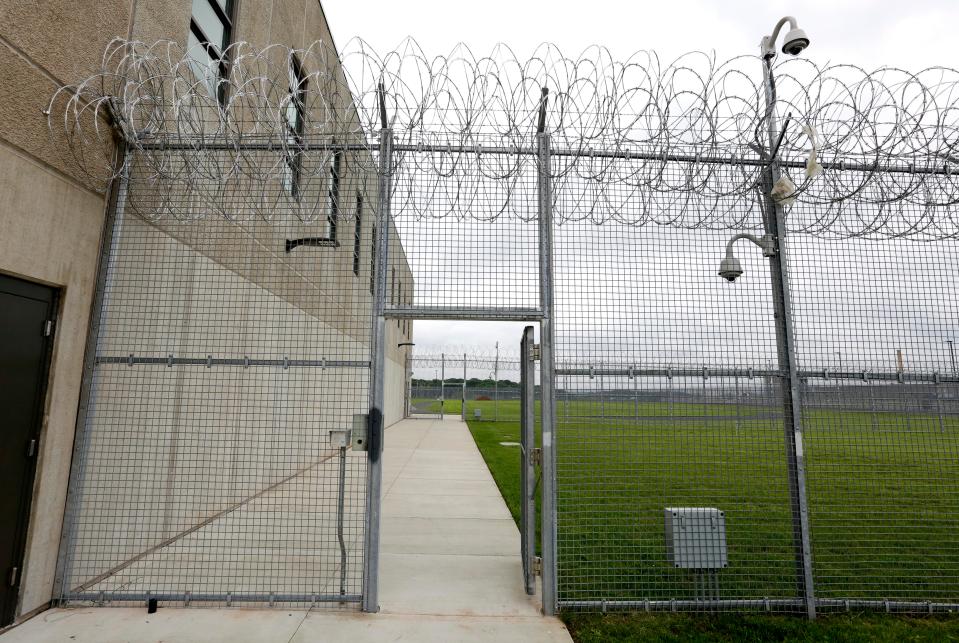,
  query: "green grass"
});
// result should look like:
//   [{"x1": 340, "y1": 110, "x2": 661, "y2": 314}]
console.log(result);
[
  {"x1": 562, "y1": 612, "x2": 959, "y2": 642},
  {"x1": 460, "y1": 396, "x2": 959, "y2": 641}
]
